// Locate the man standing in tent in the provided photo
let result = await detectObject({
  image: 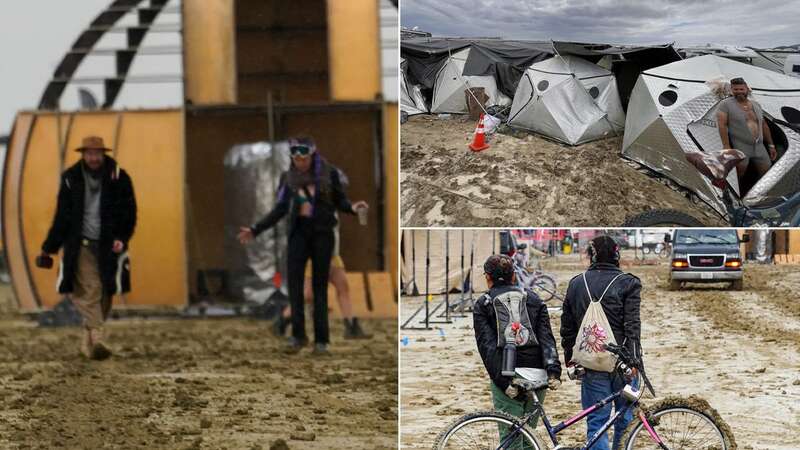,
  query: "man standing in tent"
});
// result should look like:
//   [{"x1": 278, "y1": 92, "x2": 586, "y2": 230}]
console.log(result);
[
  {"x1": 39, "y1": 135, "x2": 137, "y2": 360},
  {"x1": 473, "y1": 254, "x2": 561, "y2": 440},
  {"x1": 717, "y1": 77, "x2": 777, "y2": 179},
  {"x1": 560, "y1": 235, "x2": 641, "y2": 450}
]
